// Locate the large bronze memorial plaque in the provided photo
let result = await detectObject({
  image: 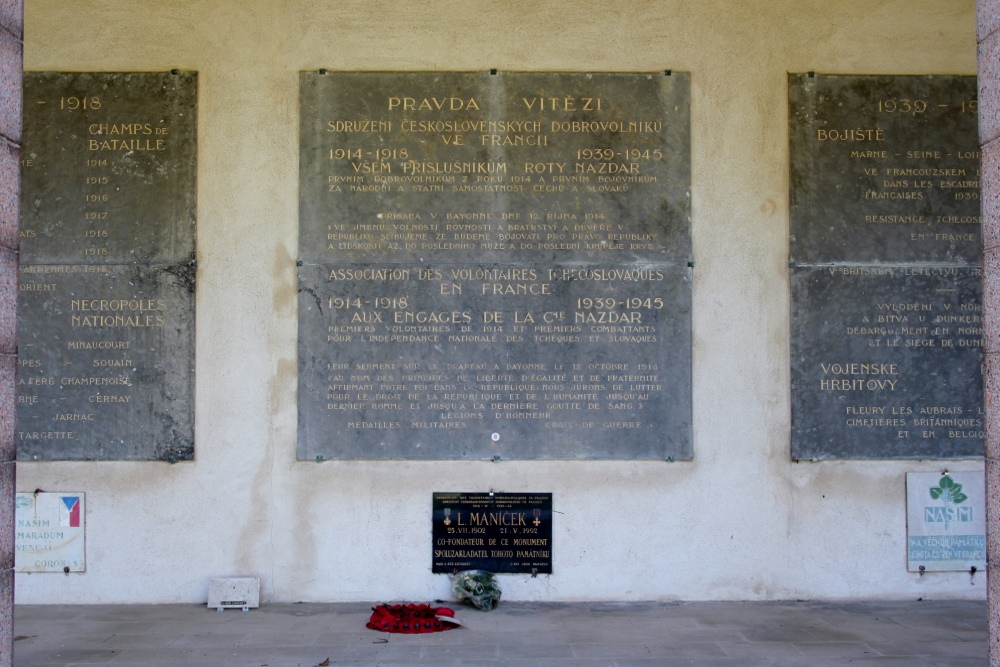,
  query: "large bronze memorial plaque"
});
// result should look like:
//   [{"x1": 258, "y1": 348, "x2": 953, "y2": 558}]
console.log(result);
[
  {"x1": 298, "y1": 71, "x2": 691, "y2": 460},
  {"x1": 789, "y1": 74, "x2": 982, "y2": 460},
  {"x1": 18, "y1": 72, "x2": 197, "y2": 461}
]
